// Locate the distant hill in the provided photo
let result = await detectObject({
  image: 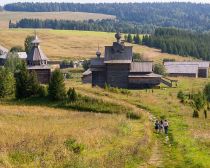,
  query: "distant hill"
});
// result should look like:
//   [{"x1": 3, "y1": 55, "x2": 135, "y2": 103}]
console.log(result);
[
  {"x1": 4, "y1": 2, "x2": 210, "y2": 32},
  {"x1": 0, "y1": 11, "x2": 115, "y2": 29}
]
